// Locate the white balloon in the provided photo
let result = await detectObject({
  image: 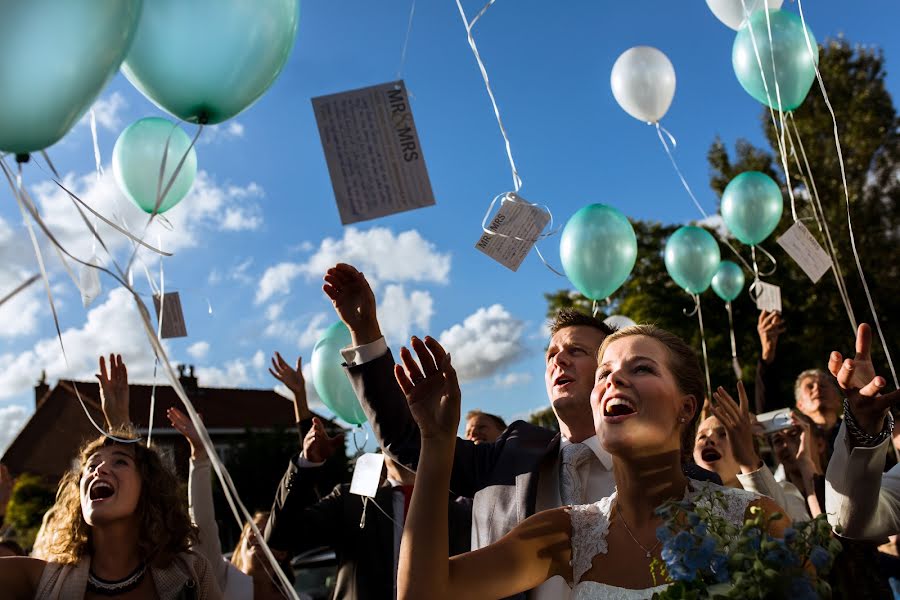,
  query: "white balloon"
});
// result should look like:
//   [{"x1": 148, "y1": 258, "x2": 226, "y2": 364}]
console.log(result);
[
  {"x1": 610, "y1": 46, "x2": 676, "y2": 124},
  {"x1": 603, "y1": 315, "x2": 637, "y2": 330},
  {"x1": 705, "y1": 0, "x2": 784, "y2": 31}
]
